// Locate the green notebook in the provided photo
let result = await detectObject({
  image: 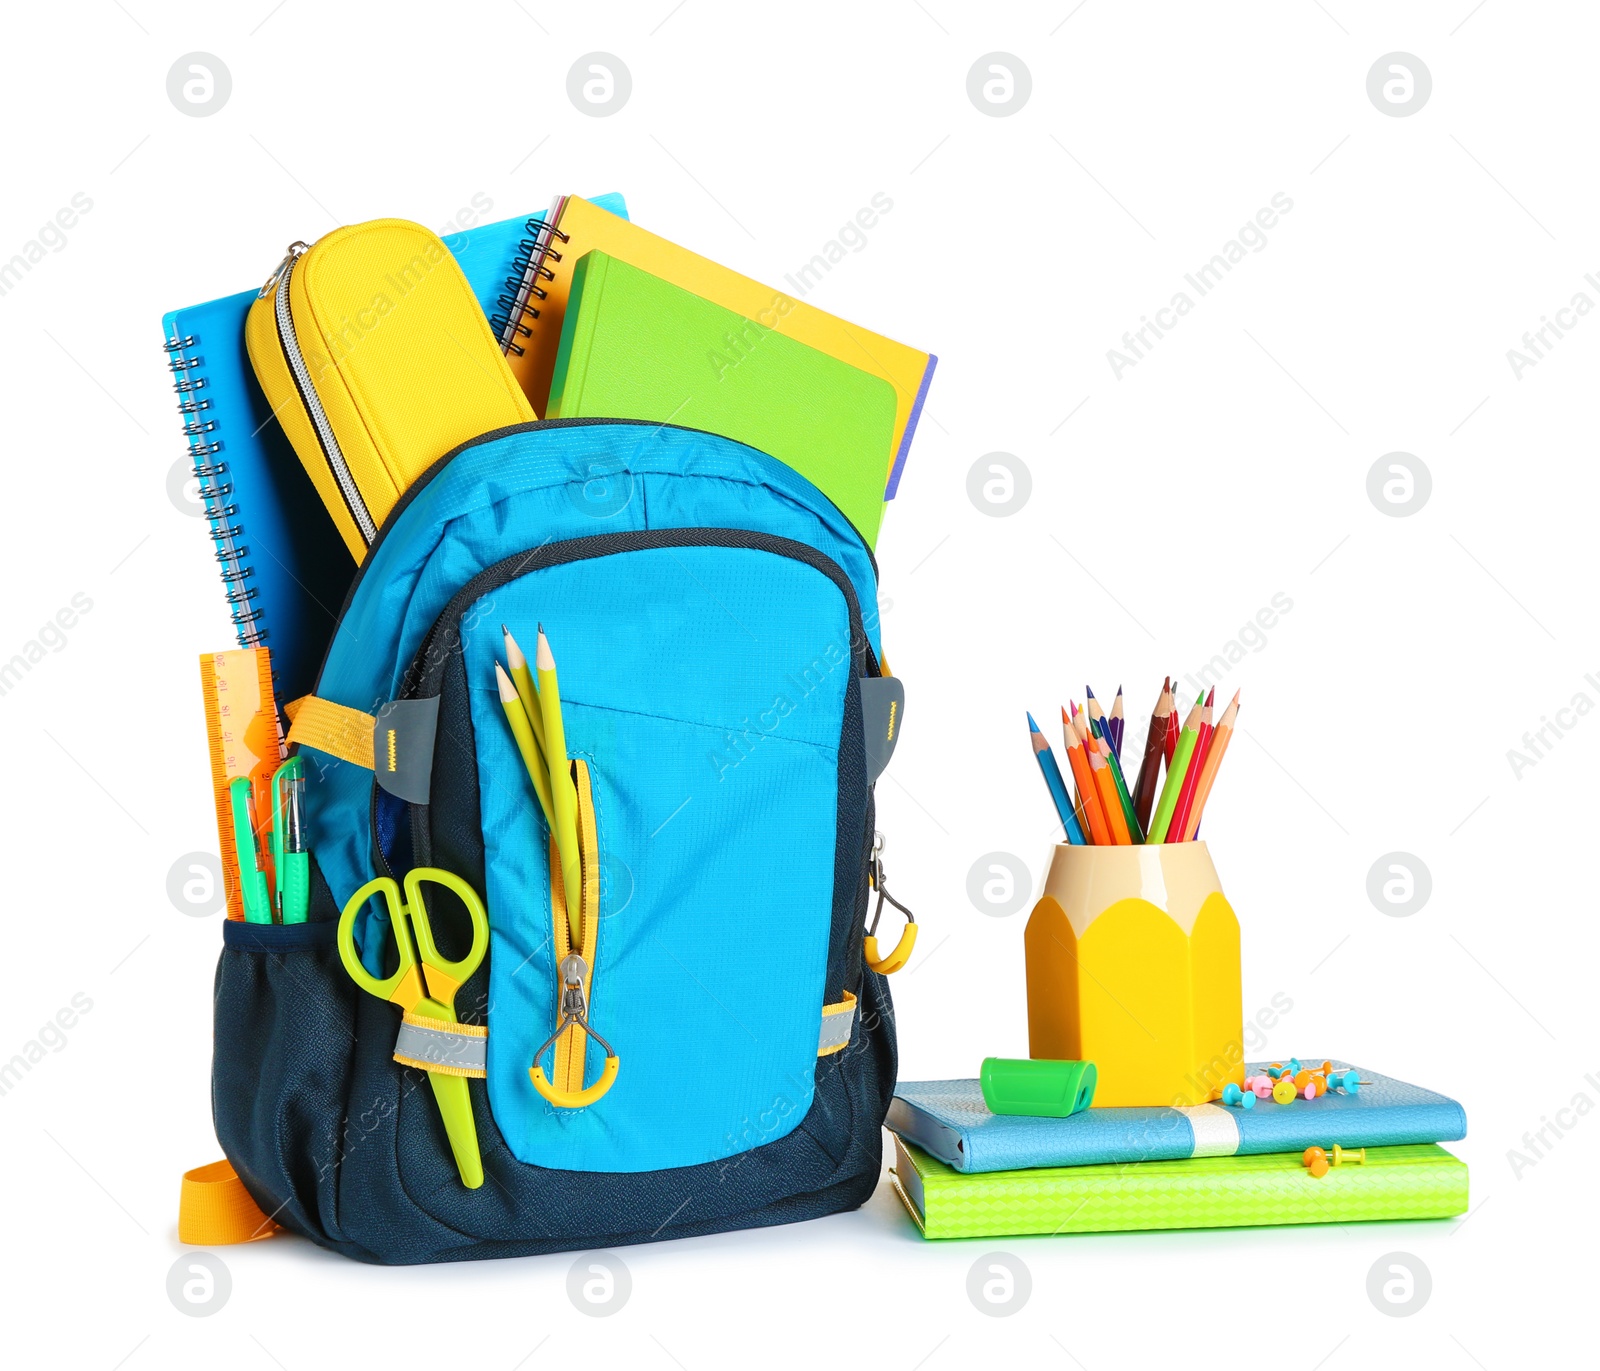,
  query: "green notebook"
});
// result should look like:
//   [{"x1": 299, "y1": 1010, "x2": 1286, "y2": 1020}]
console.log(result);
[
  {"x1": 891, "y1": 1135, "x2": 1468, "y2": 1240},
  {"x1": 548, "y1": 249, "x2": 899, "y2": 548}
]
